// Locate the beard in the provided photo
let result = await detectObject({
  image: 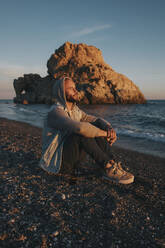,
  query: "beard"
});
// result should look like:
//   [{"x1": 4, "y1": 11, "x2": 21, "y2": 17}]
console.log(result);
[{"x1": 66, "y1": 94, "x2": 79, "y2": 103}]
